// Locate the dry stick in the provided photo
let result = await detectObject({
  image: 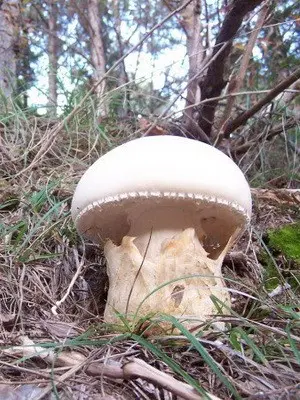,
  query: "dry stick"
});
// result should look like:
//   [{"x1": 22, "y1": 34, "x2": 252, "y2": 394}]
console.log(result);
[
  {"x1": 222, "y1": 67, "x2": 300, "y2": 138},
  {"x1": 8, "y1": 339, "x2": 221, "y2": 400},
  {"x1": 216, "y1": 3, "x2": 270, "y2": 145},
  {"x1": 51, "y1": 248, "x2": 84, "y2": 315},
  {"x1": 14, "y1": 263, "x2": 26, "y2": 333},
  {"x1": 264, "y1": 117, "x2": 297, "y2": 141},
  {"x1": 4, "y1": 337, "x2": 87, "y2": 398},
  {"x1": 16, "y1": 0, "x2": 194, "y2": 177},
  {"x1": 0, "y1": 360, "x2": 56, "y2": 379},
  {"x1": 35, "y1": 357, "x2": 220, "y2": 400},
  {"x1": 161, "y1": 89, "x2": 274, "y2": 121},
  {"x1": 87, "y1": 357, "x2": 222, "y2": 400},
  {"x1": 34, "y1": 361, "x2": 86, "y2": 400},
  {"x1": 215, "y1": 316, "x2": 300, "y2": 343}
]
